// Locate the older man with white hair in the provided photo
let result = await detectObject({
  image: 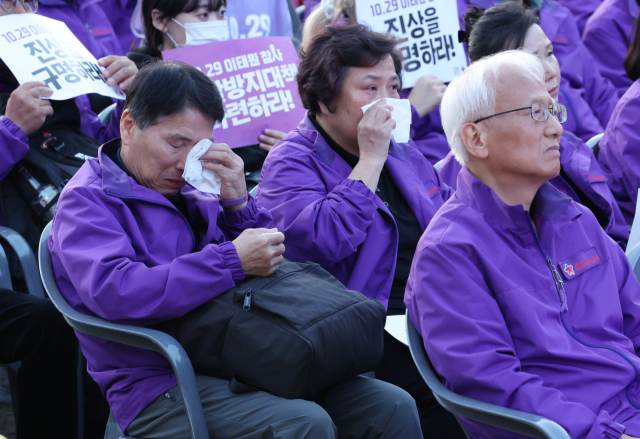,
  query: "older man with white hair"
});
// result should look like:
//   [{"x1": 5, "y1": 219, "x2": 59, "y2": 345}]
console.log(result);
[{"x1": 405, "y1": 50, "x2": 640, "y2": 439}]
